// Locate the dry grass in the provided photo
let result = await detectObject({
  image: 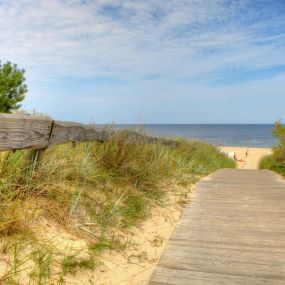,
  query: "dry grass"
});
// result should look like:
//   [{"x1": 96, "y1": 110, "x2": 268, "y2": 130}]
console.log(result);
[{"x1": 0, "y1": 129, "x2": 235, "y2": 283}]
